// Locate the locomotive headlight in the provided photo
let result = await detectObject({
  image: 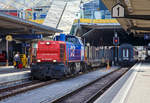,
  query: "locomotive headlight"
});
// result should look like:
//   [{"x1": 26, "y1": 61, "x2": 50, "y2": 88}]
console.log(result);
[
  {"x1": 53, "y1": 60, "x2": 57, "y2": 62},
  {"x1": 37, "y1": 60, "x2": 41, "y2": 62},
  {"x1": 46, "y1": 42, "x2": 50, "y2": 45}
]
